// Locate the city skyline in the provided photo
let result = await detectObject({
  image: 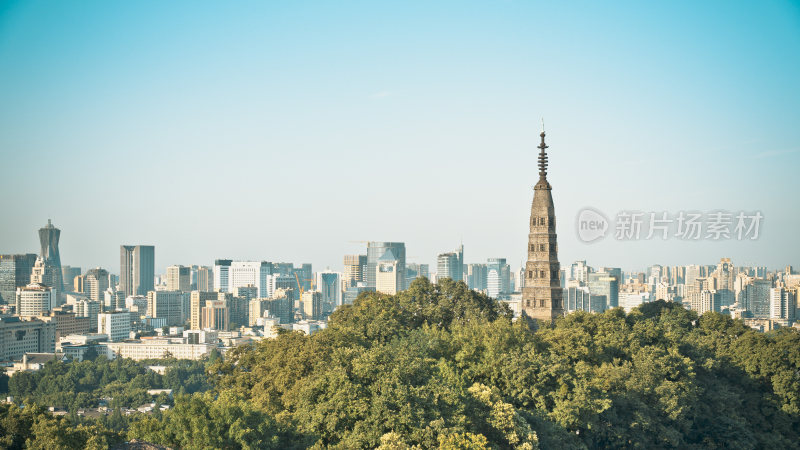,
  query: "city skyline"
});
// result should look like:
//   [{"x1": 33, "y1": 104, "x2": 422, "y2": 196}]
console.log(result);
[
  {"x1": 0, "y1": 217, "x2": 796, "y2": 276},
  {"x1": 1, "y1": 1, "x2": 799, "y2": 273}
]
